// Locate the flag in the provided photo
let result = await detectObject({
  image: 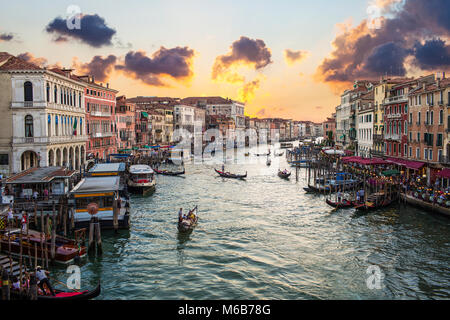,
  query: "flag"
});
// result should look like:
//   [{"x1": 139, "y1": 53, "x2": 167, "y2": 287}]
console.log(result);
[{"x1": 73, "y1": 117, "x2": 77, "y2": 135}]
